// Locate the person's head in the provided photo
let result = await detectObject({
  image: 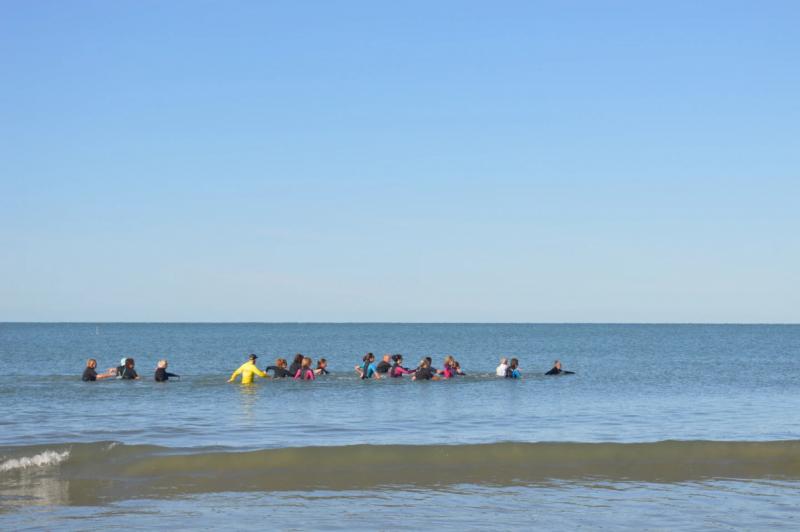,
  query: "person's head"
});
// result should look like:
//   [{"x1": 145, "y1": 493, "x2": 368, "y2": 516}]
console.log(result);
[
  {"x1": 276, "y1": 358, "x2": 287, "y2": 368},
  {"x1": 125, "y1": 358, "x2": 135, "y2": 368},
  {"x1": 317, "y1": 358, "x2": 327, "y2": 369},
  {"x1": 248, "y1": 353, "x2": 258, "y2": 362},
  {"x1": 157, "y1": 360, "x2": 168, "y2": 369},
  {"x1": 510, "y1": 358, "x2": 519, "y2": 369},
  {"x1": 553, "y1": 360, "x2": 561, "y2": 369},
  {"x1": 425, "y1": 356, "x2": 432, "y2": 365},
  {"x1": 301, "y1": 357, "x2": 312, "y2": 368},
  {"x1": 444, "y1": 355, "x2": 455, "y2": 366},
  {"x1": 382, "y1": 354, "x2": 391, "y2": 363},
  {"x1": 363, "y1": 352, "x2": 375, "y2": 362},
  {"x1": 500, "y1": 357, "x2": 508, "y2": 365},
  {"x1": 419, "y1": 358, "x2": 430, "y2": 368},
  {"x1": 293, "y1": 353, "x2": 304, "y2": 365},
  {"x1": 86, "y1": 358, "x2": 97, "y2": 369},
  {"x1": 392, "y1": 354, "x2": 403, "y2": 364}
]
